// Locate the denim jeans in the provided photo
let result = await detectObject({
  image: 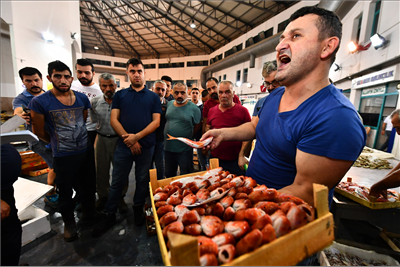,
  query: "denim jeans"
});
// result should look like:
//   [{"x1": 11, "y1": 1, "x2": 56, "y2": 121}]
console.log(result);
[
  {"x1": 105, "y1": 144, "x2": 154, "y2": 214},
  {"x1": 165, "y1": 150, "x2": 193, "y2": 178},
  {"x1": 30, "y1": 140, "x2": 54, "y2": 169},
  {"x1": 152, "y1": 141, "x2": 165, "y2": 180}
]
